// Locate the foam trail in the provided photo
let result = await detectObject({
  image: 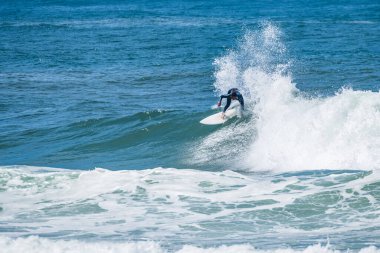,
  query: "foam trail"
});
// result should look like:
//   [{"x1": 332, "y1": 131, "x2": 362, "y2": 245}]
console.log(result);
[
  {"x1": 210, "y1": 22, "x2": 380, "y2": 171},
  {"x1": 0, "y1": 237, "x2": 379, "y2": 253},
  {"x1": 2, "y1": 166, "x2": 379, "y2": 243},
  {"x1": 0, "y1": 236, "x2": 164, "y2": 253}
]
